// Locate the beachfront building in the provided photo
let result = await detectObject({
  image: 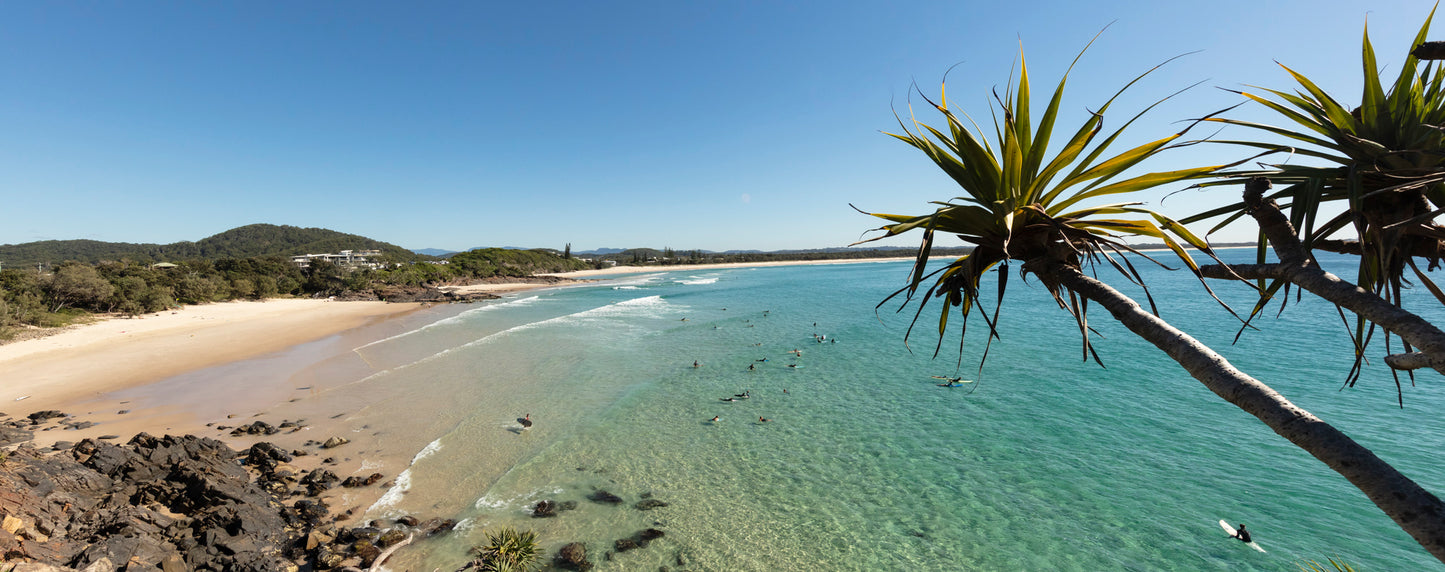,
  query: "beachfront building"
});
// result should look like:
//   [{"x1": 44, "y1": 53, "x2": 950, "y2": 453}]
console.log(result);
[{"x1": 289, "y1": 249, "x2": 383, "y2": 269}]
